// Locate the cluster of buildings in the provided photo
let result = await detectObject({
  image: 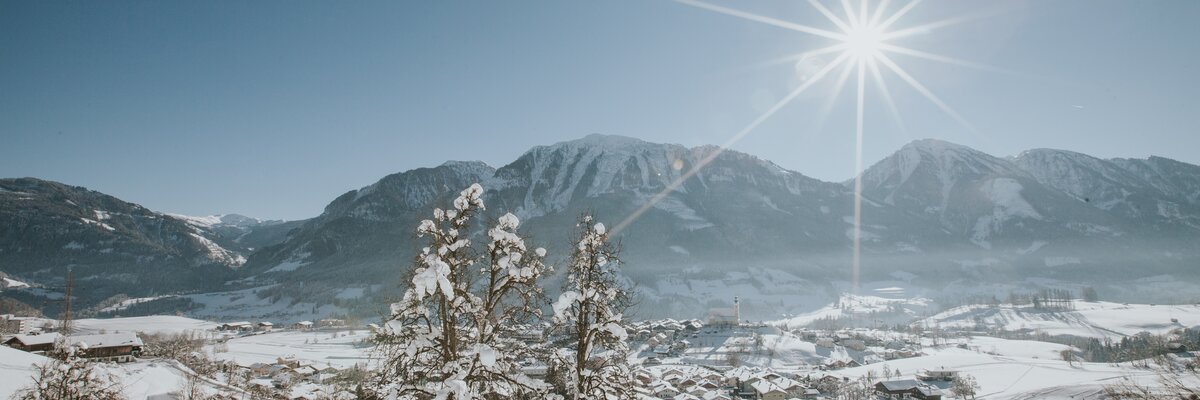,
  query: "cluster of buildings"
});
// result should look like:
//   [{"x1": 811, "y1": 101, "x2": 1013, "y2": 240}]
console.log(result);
[
  {"x1": 629, "y1": 364, "x2": 949, "y2": 400},
  {"x1": 245, "y1": 356, "x2": 344, "y2": 389},
  {"x1": 792, "y1": 328, "x2": 924, "y2": 369},
  {"x1": 217, "y1": 318, "x2": 349, "y2": 335}
]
